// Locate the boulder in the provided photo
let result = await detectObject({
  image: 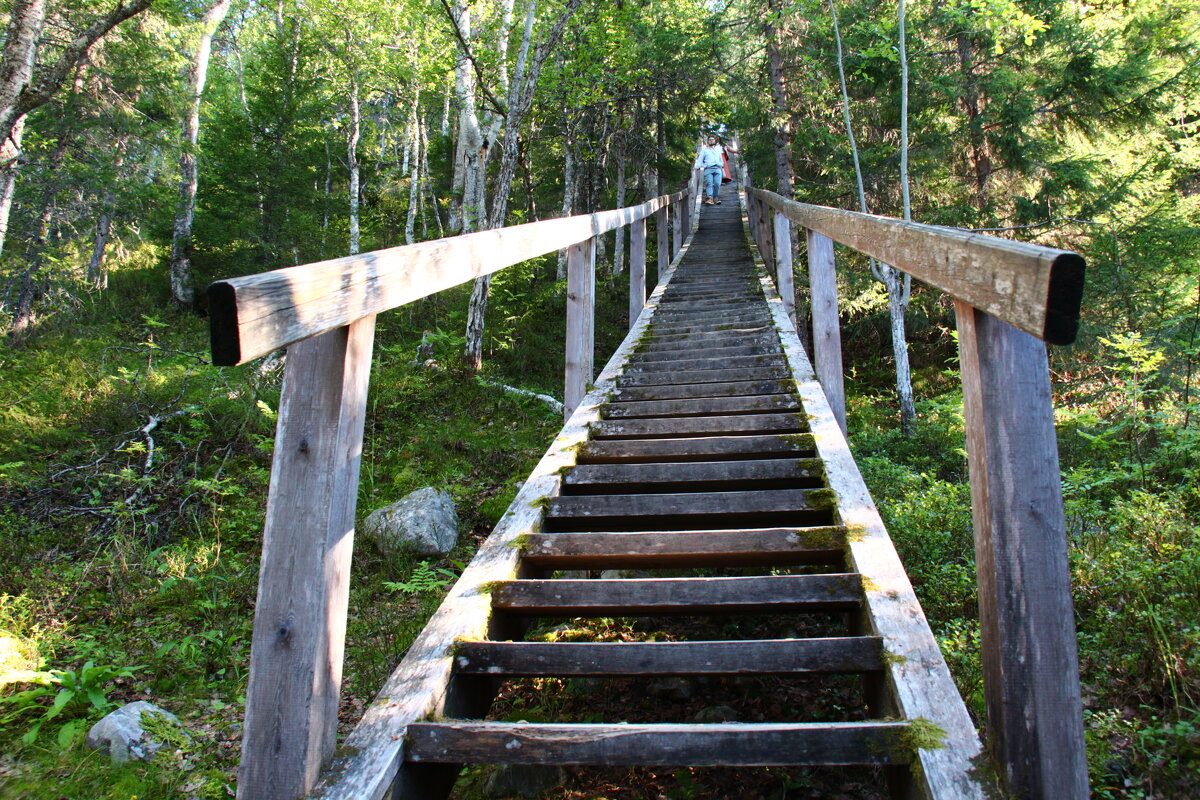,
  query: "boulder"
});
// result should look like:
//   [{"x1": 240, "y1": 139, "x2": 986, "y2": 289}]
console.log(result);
[
  {"x1": 693, "y1": 705, "x2": 739, "y2": 723},
  {"x1": 361, "y1": 487, "x2": 459, "y2": 559},
  {"x1": 485, "y1": 764, "x2": 567, "y2": 798},
  {"x1": 85, "y1": 701, "x2": 186, "y2": 763}
]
